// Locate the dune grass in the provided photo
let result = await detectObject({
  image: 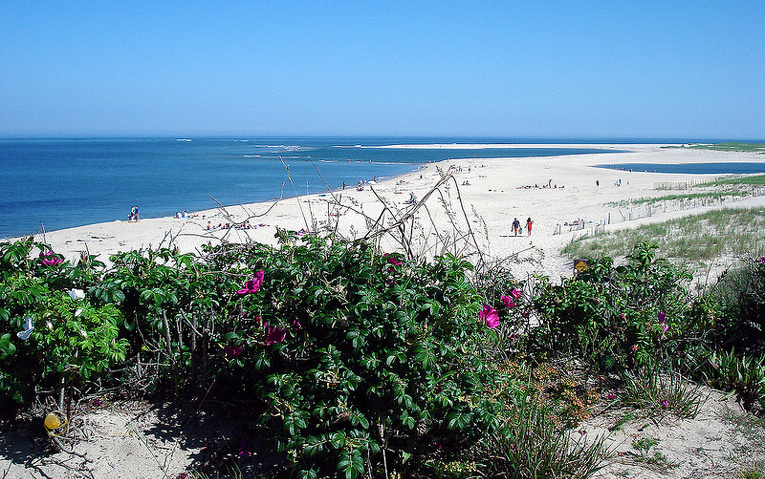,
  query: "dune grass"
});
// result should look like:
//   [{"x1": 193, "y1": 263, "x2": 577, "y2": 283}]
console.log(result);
[
  {"x1": 562, "y1": 208, "x2": 765, "y2": 266},
  {"x1": 606, "y1": 191, "x2": 744, "y2": 208},
  {"x1": 697, "y1": 174, "x2": 765, "y2": 187},
  {"x1": 664, "y1": 143, "x2": 765, "y2": 153}
]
